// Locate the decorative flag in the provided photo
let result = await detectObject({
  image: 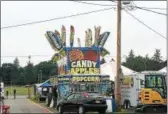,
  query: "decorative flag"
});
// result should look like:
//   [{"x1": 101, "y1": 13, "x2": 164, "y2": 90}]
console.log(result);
[
  {"x1": 61, "y1": 25, "x2": 66, "y2": 47},
  {"x1": 51, "y1": 53, "x2": 61, "y2": 62},
  {"x1": 55, "y1": 30, "x2": 63, "y2": 48},
  {"x1": 100, "y1": 48, "x2": 110, "y2": 57},
  {"x1": 85, "y1": 31, "x2": 89, "y2": 47},
  {"x1": 87, "y1": 29, "x2": 92, "y2": 47},
  {"x1": 98, "y1": 32, "x2": 110, "y2": 48},
  {"x1": 77, "y1": 38, "x2": 81, "y2": 47},
  {"x1": 59, "y1": 48, "x2": 66, "y2": 57},
  {"x1": 46, "y1": 31, "x2": 62, "y2": 50},
  {"x1": 94, "y1": 26, "x2": 101, "y2": 47},
  {"x1": 70, "y1": 25, "x2": 75, "y2": 47},
  {"x1": 45, "y1": 33, "x2": 58, "y2": 51}
]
